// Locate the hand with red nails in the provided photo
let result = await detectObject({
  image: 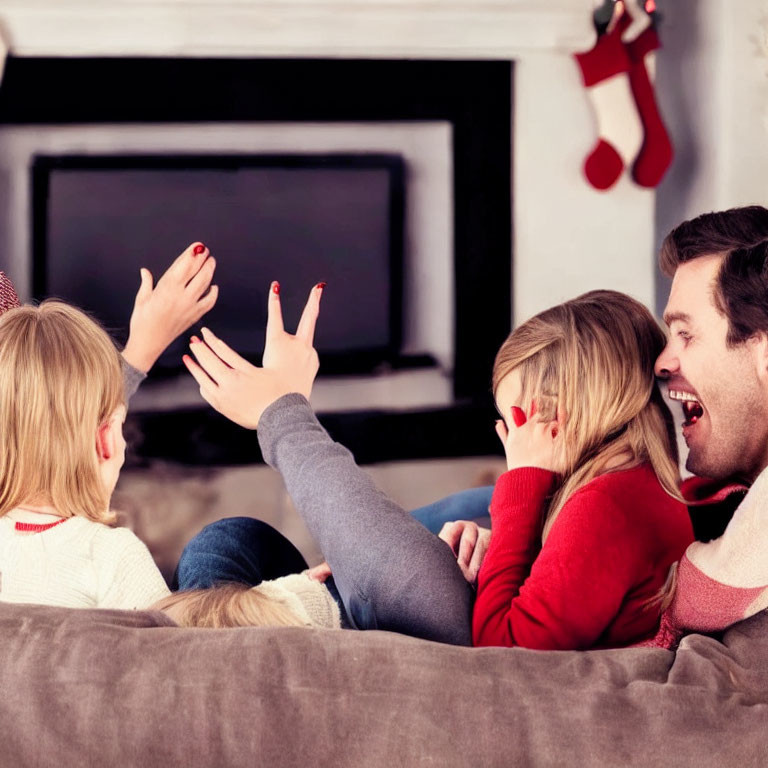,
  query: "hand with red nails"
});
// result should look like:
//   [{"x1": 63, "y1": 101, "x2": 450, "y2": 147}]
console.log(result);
[
  {"x1": 122, "y1": 242, "x2": 219, "y2": 373},
  {"x1": 183, "y1": 282, "x2": 324, "y2": 429},
  {"x1": 496, "y1": 401, "x2": 563, "y2": 473}
]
